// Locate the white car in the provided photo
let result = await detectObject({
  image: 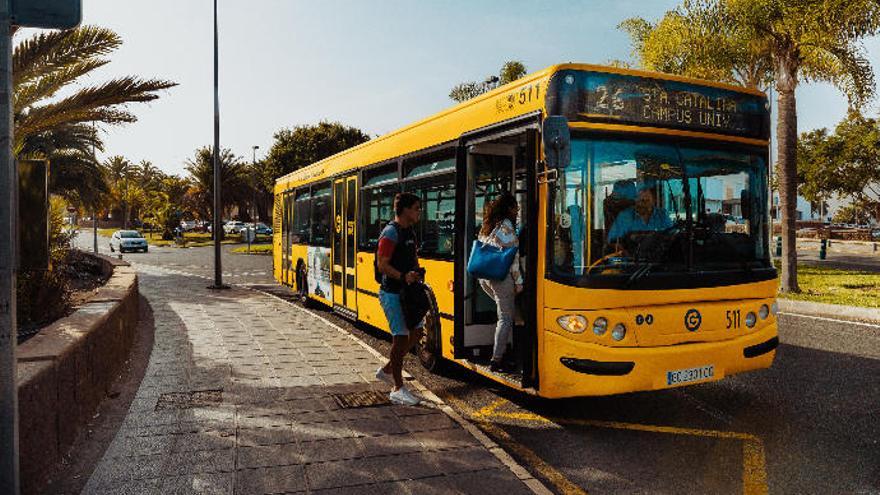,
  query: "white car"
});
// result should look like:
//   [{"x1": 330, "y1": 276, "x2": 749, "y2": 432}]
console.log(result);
[
  {"x1": 224, "y1": 221, "x2": 246, "y2": 234},
  {"x1": 109, "y1": 230, "x2": 148, "y2": 253}
]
